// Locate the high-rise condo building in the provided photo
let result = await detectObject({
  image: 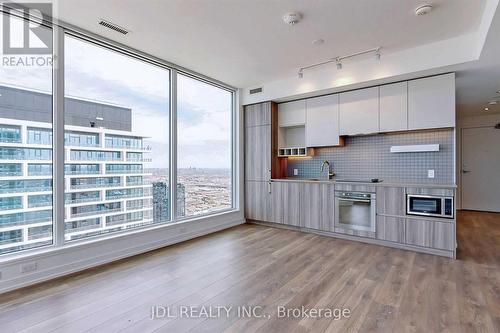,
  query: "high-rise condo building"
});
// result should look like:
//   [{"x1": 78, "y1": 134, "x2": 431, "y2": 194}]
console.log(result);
[{"x1": 0, "y1": 85, "x2": 180, "y2": 254}]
